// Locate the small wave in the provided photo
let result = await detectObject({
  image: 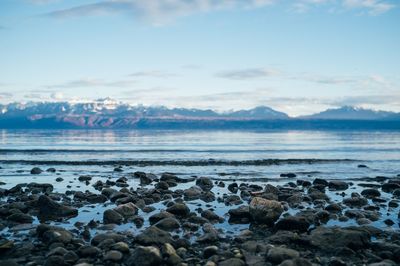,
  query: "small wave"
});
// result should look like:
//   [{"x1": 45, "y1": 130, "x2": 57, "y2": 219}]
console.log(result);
[{"x1": 0, "y1": 158, "x2": 356, "y2": 166}]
